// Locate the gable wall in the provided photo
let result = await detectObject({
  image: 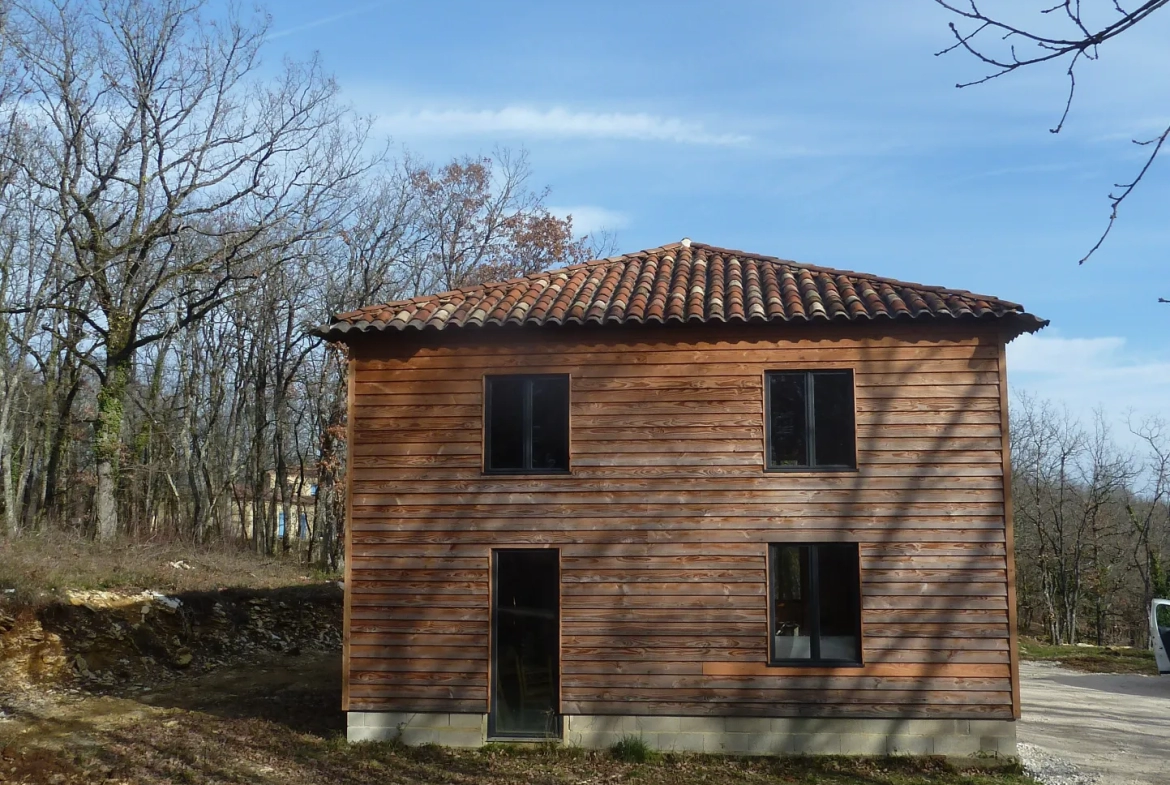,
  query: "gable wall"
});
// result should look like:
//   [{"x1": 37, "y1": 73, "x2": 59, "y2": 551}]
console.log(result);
[{"x1": 344, "y1": 322, "x2": 1018, "y2": 720}]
